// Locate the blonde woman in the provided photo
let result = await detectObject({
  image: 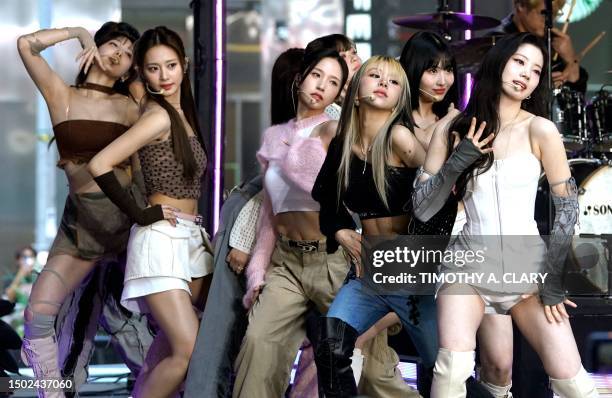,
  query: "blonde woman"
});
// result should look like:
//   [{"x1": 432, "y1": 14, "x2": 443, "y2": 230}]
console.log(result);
[{"x1": 312, "y1": 55, "x2": 433, "y2": 396}]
